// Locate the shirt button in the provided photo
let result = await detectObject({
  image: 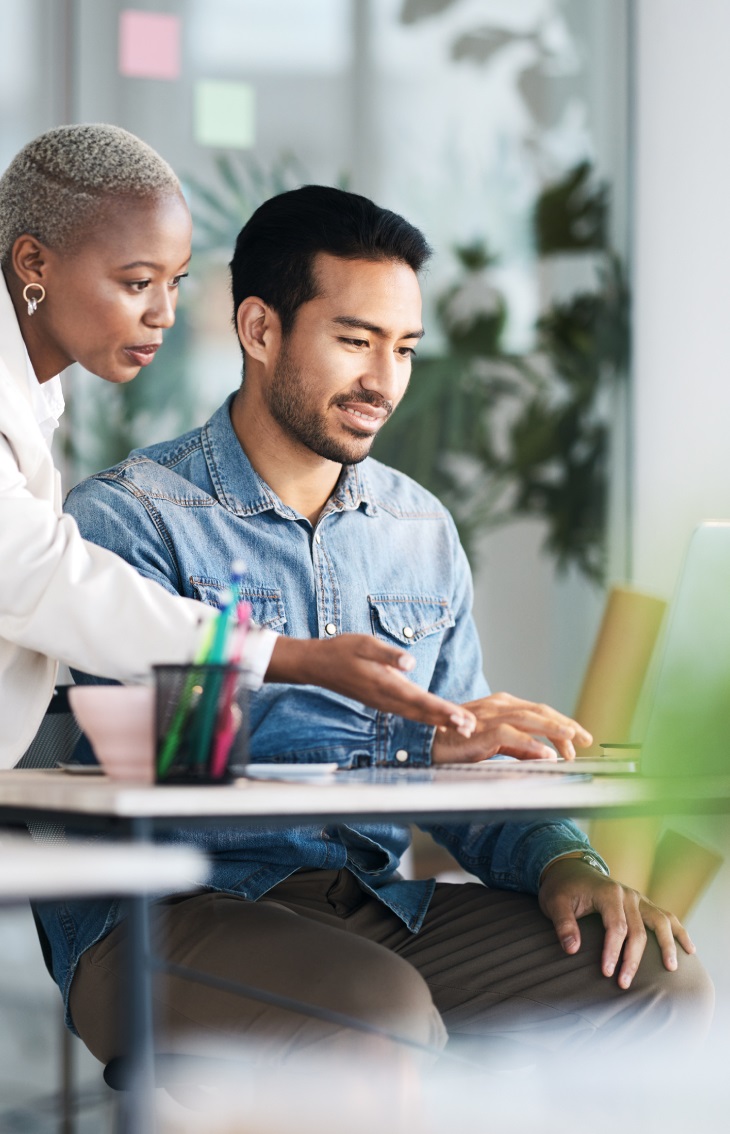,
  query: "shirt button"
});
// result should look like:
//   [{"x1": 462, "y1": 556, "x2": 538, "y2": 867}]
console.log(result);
[
  {"x1": 314, "y1": 532, "x2": 321, "y2": 544},
  {"x1": 325, "y1": 622, "x2": 337, "y2": 636},
  {"x1": 395, "y1": 750, "x2": 409, "y2": 764},
  {"x1": 402, "y1": 626, "x2": 414, "y2": 639}
]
